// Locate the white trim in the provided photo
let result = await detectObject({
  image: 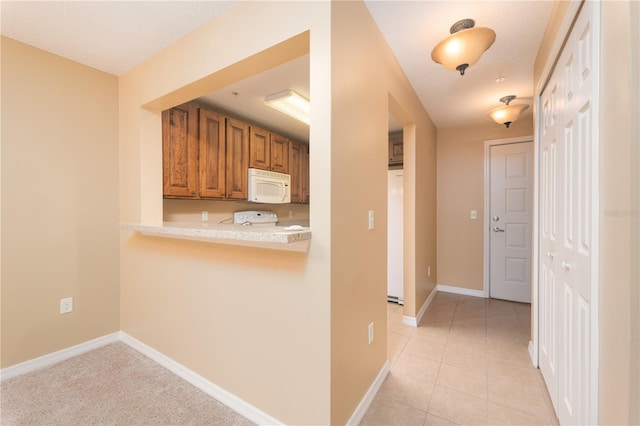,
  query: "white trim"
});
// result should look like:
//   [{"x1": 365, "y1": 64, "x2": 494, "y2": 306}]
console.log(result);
[
  {"x1": 535, "y1": 2, "x2": 583, "y2": 96},
  {"x1": 437, "y1": 284, "x2": 487, "y2": 299},
  {"x1": 531, "y1": 117, "x2": 540, "y2": 367},
  {"x1": 483, "y1": 136, "x2": 534, "y2": 300},
  {"x1": 528, "y1": 340, "x2": 536, "y2": 367},
  {"x1": 588, "y1": 2, "x2": 600, "y2": 423},
  {"x1": 119, "y1": 332, "x2": 283, "y2": 426},
  {"x1": 402, "y1": 316, "x2": 418, "y2": 327},
  {"x1": 402, "y1": 284, "x2": 438, "y2": 327},
  {"x1": 346, "y1": 361, "x2": 389, "y2": 426},
  {"x1": 0, "y1": 333, "x2": 119, "y2": 381}
]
